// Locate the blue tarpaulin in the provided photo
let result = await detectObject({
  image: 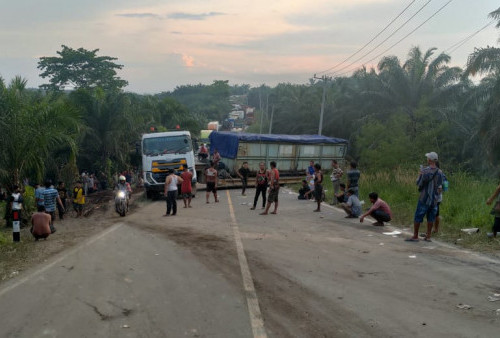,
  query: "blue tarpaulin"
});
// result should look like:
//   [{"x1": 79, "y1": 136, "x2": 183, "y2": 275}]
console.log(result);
[{"x1": 209, "y1": 131, "x2": 348, "y2": 159}]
